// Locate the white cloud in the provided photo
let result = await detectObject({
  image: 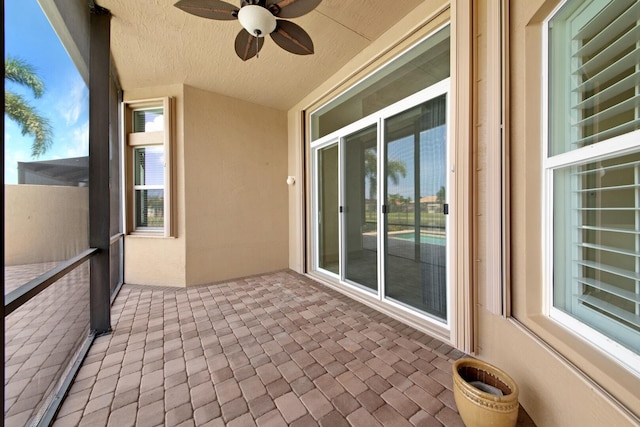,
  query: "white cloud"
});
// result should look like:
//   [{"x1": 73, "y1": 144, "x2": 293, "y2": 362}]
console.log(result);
[
  {"x1": 145, "y1": 115, "x2": 164, "y2": 132},
  {"x1": 5, "y1": 121, "x2": 31, "y2": 183},
  {"x1": 58, "y1": 76, "x2": 88, "y2": 126},
  {"x1": 4, "y1": 145, "x2": 29, "y2": 185},
  {"x1": 65, "y1": 121, "x2": 89, "y2": 158}
]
